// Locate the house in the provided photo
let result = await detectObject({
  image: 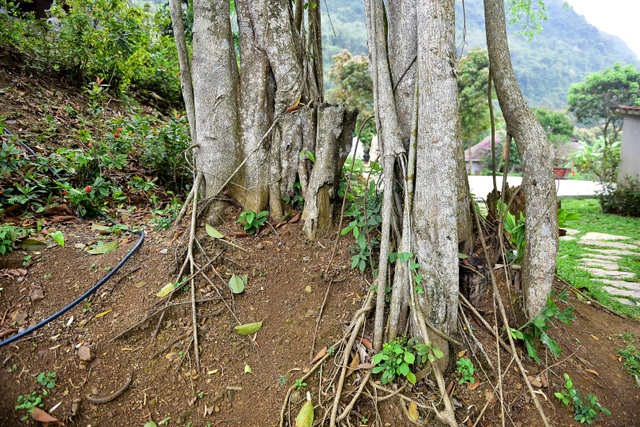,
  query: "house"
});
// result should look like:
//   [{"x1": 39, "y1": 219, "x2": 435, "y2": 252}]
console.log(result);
[
  {"x1": 464, "y1": 132, "x2": 505, "y2": 175},
  {"x1": 614, "y1": 105, "x2": 640, "y2": 185}
]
